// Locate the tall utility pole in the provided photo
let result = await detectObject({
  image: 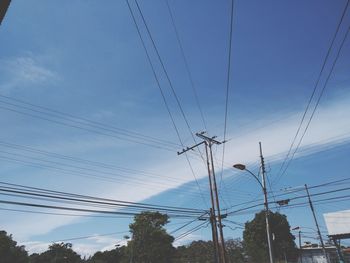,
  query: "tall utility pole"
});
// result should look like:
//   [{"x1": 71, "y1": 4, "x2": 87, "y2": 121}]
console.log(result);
[
  {"x1": 259, "y1": 142, "x2": 274, "y2": 263},
  {"x1": 299, "y1": 230, "x2": 303, "y2": 263},
  {"x1": 205, "y1": 142, "x2": 220, "y2": 263},
  {"x1": 305, "y1": 184, "x2": 328, "y2": 263},
  {"x1": 209, "y1": 208, "x2": 220, "y2": 263},
  {"x1": 178, "y1": 132, "x2": 227, "y2": 263}
]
